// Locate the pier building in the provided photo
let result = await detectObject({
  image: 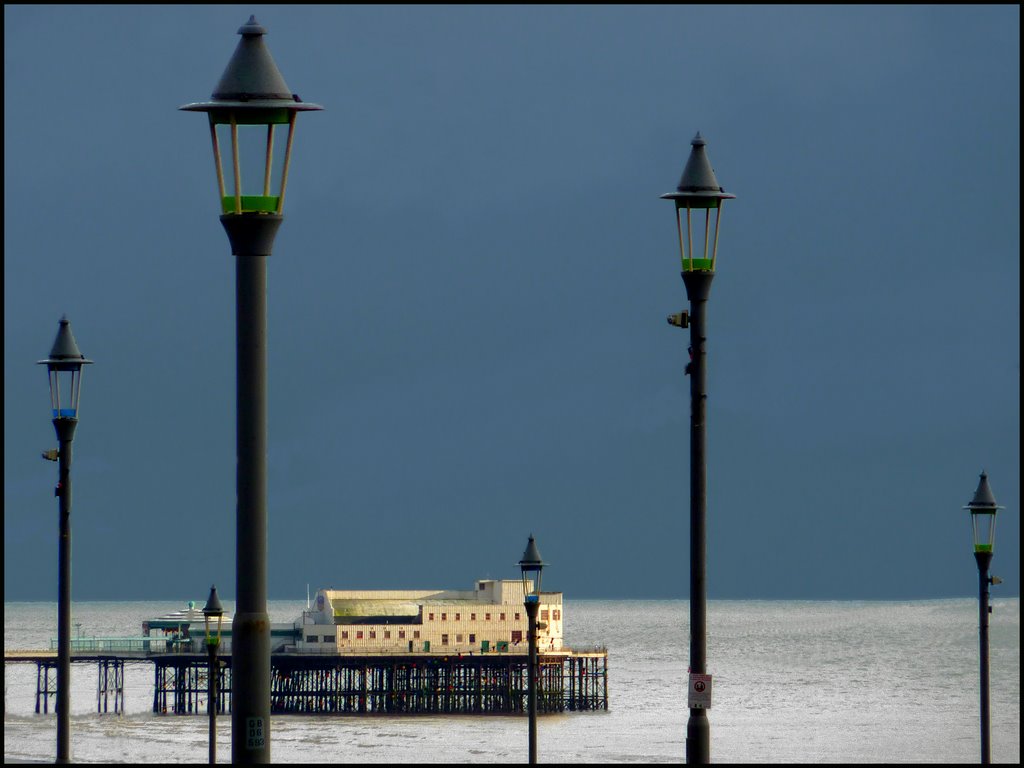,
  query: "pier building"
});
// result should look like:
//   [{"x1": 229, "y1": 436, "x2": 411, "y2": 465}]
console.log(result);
[
  {"x1": 142, "y1": 602, "x2": 296, "y2": 653},
  {"x1": 298, "y1": 579, "x2": 563, "y2": 655}
]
